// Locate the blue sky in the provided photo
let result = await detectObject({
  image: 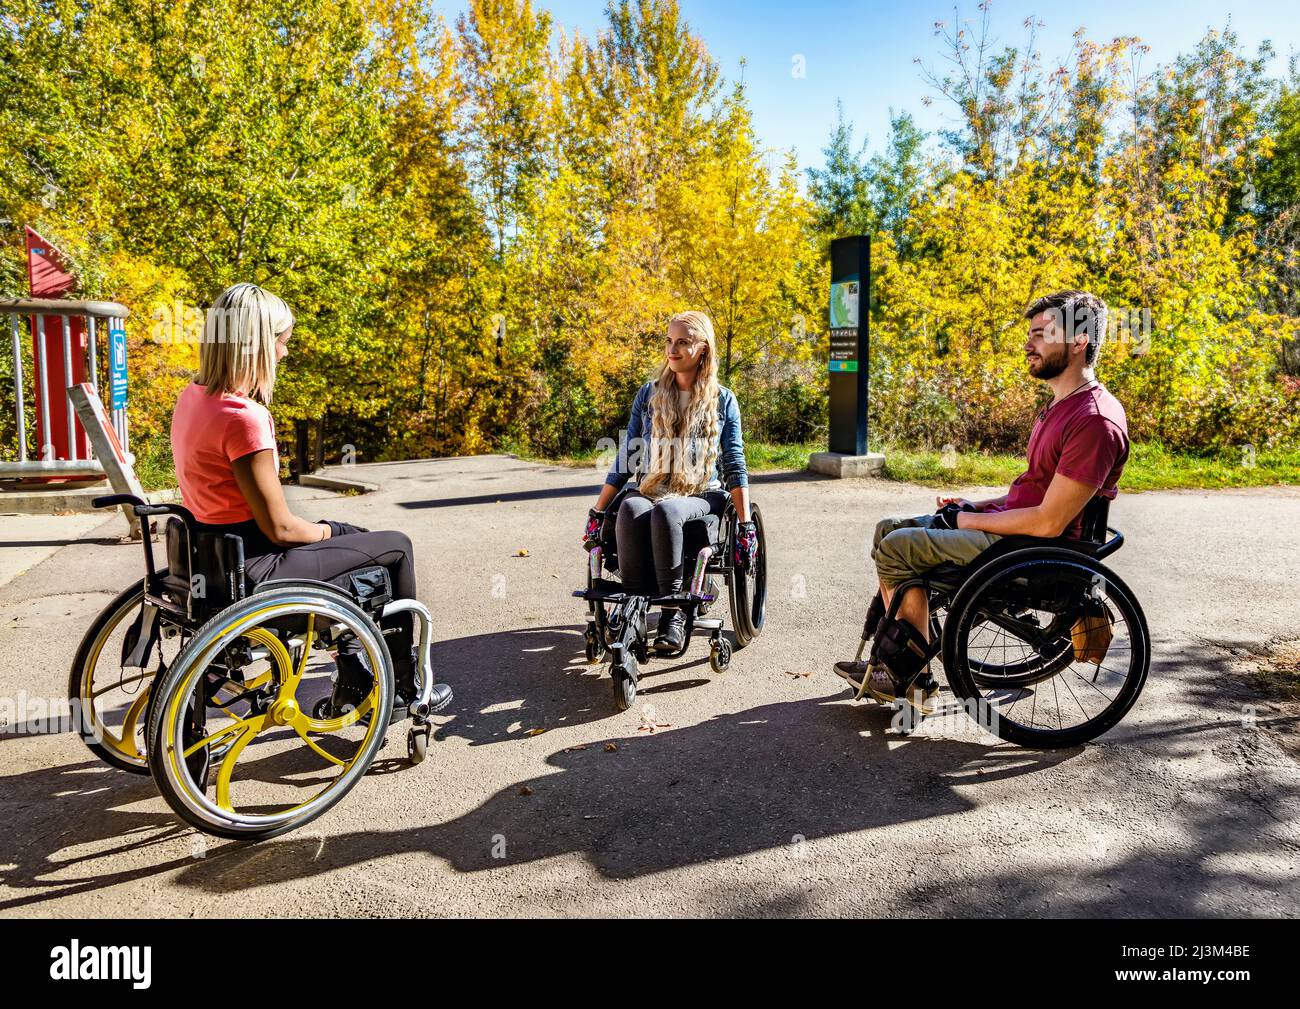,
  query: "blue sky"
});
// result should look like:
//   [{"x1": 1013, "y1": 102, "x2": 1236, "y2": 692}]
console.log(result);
[{"x1": 447, "y1": 0, "x2": 1300, "y2": 171}]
